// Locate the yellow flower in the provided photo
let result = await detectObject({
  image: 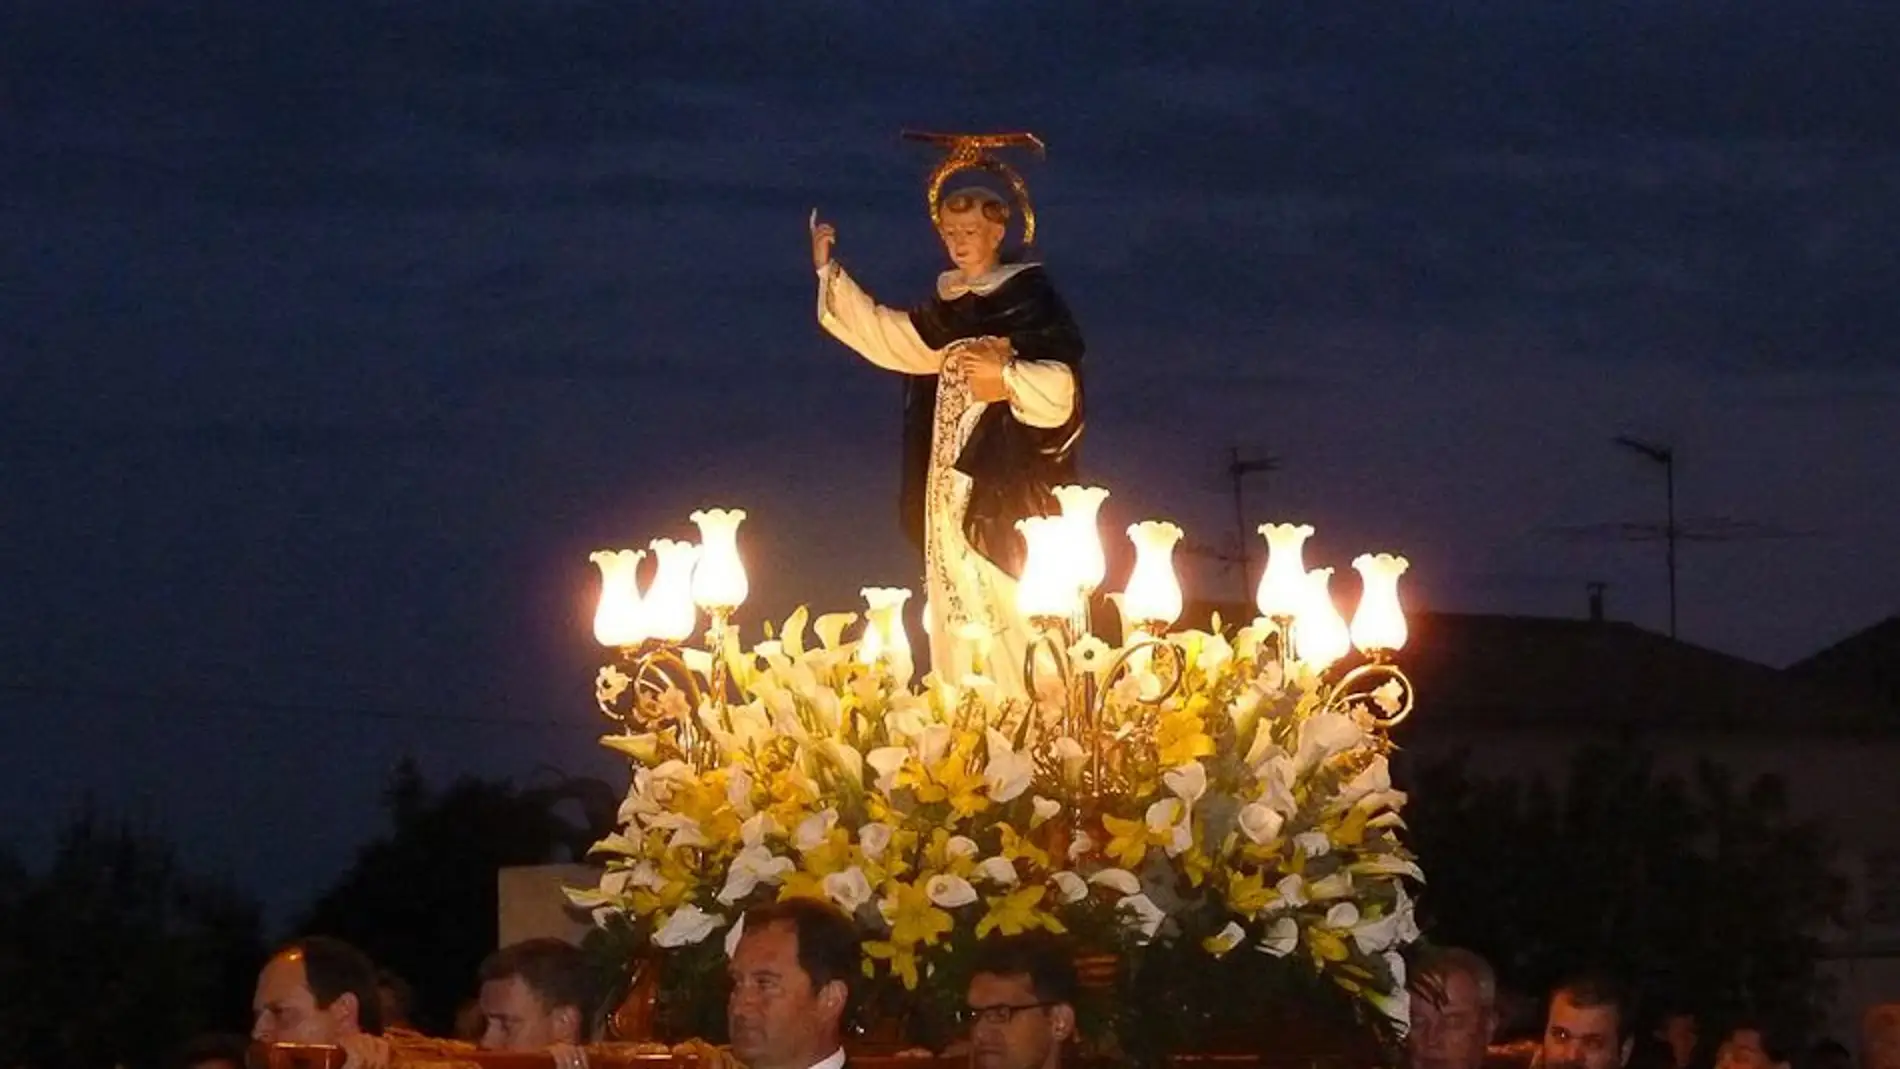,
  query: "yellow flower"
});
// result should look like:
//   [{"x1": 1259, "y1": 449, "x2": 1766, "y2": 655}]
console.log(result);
[
  {"x1": 976, "y1": 885, "x2": 1066, "y2": 938},
  {"x1": 1101, "y1": 814, "x2": 1151, "y2": 869},
  {"x1": 1179, "y1": 843, "x2": 1212, "y2": 887},
  {"x1": 997, "y1": 824, "x2": 1052, "y2": 871},
  {"x1": 1155, "y1": 706, "x2": 1216, "y2": 768},
  {"x1": 920, "y1": 830, "x2": 978, "y2": 878},
  {"x1": 882, "y1": 878, "x2": 954, "y2": 950},
  {"x1": 1308, "y1": 927, "x2": 1351, "y2": 964},
  {"x1": 863, "y1": 940, "x2": 922, "y2": 989},
  {"x1": 907, "y1": 735, "x2": 988, "y2": 818},
  {"x1": 1226, "y1": 868, "x2": 1273, "y2": 917},
  {"x1": 778, "y1": 870, "x2": 828, "y2": 903}
]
